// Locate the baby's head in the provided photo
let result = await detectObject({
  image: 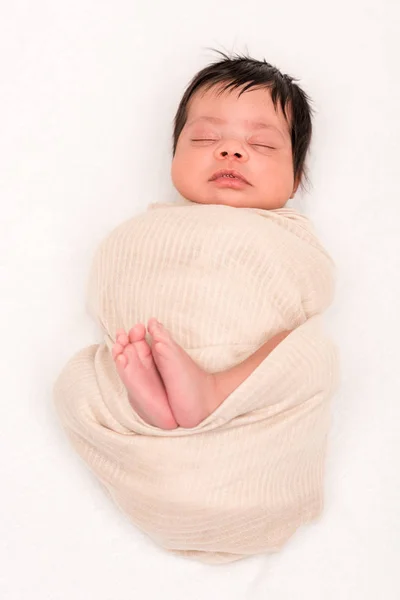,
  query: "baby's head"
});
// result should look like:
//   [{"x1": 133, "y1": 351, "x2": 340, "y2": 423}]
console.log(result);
[{"x1": 171, "y1": 51, "x2": 313, "y2": 210}]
